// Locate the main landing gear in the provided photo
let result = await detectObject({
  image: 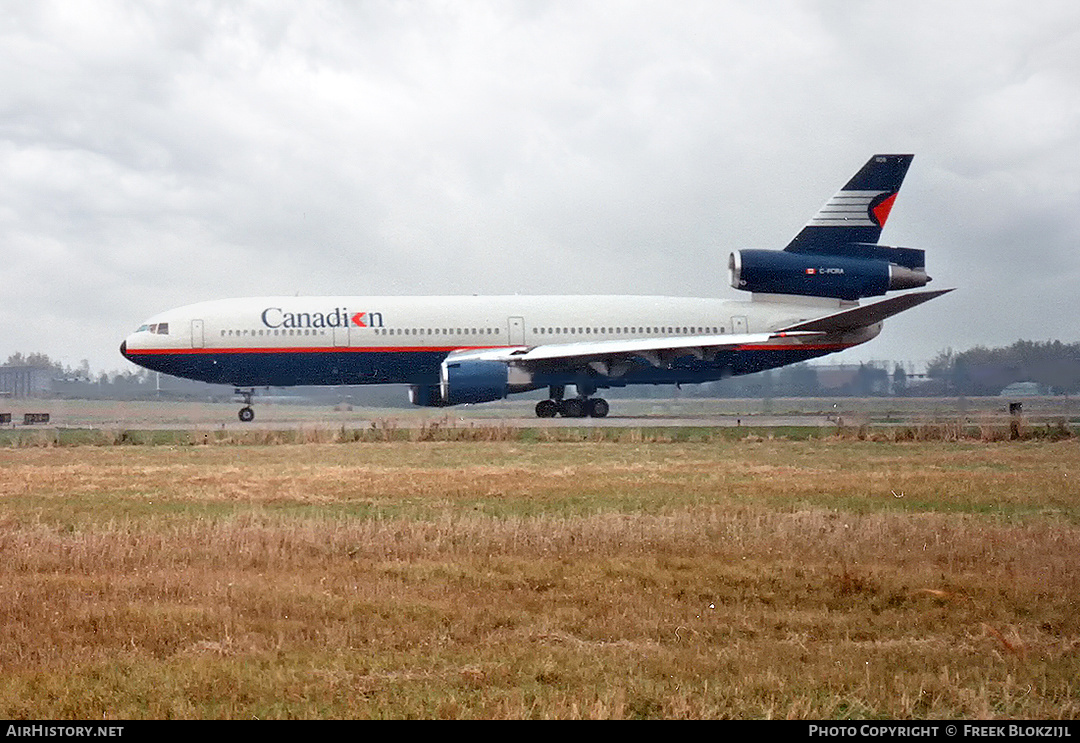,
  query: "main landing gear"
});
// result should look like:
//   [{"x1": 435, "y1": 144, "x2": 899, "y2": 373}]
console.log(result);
[
  {"x1": 534, "y1": 390, "x2": 610, "y2": 419},
  {"x1": 236, "y1": 388, "x2": 255, "y2": 422}
]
